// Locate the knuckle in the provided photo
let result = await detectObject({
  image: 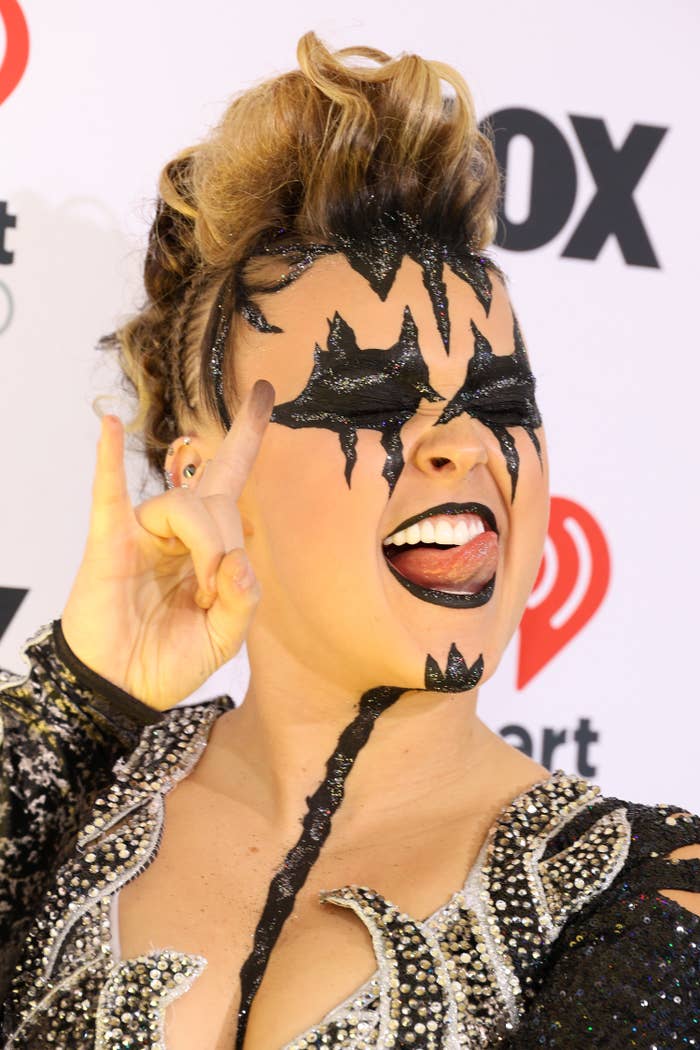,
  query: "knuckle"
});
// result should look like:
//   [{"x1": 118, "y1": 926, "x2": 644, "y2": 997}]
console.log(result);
[{"x1": 167, "y1": 488, "x2": 193, "y2": 506}]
